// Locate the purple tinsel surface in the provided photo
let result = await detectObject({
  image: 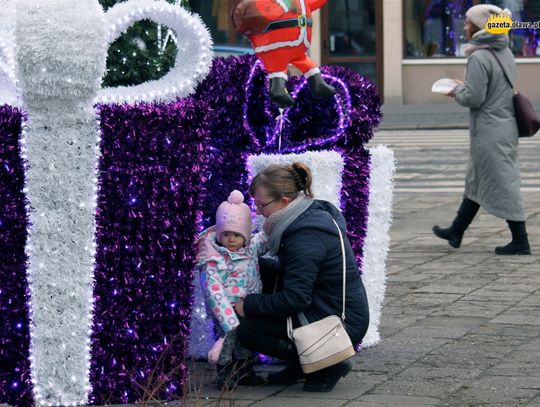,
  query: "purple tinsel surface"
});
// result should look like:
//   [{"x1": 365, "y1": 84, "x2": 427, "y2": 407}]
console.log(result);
[
  {"x1": 89, "y1": 99, "x2": 209, "y2": 405},
  {"x1": 340, "y1": 147, "x2": 372, "y2": 269},
  {"x1": 190, "y1": 56, "x2": 271, "y2": 228},
  {"x1": 0, "y1": 105, "x2": 33, "y2": 407}
]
